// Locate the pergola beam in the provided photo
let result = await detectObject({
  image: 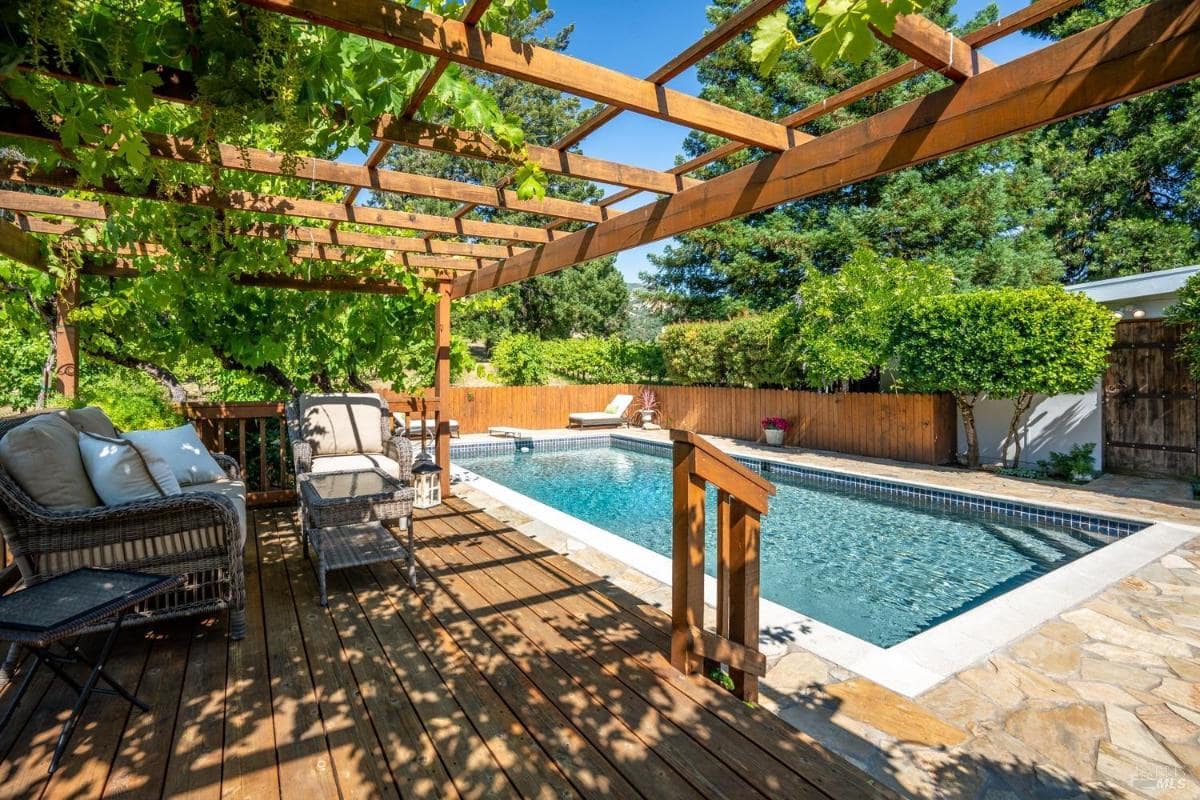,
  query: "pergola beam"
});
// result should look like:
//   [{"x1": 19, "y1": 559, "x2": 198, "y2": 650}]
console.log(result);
[
  {"x1": 0, "y1": 218, "x2": 48, "y2": 269},
  {"x1": 459, "y1": 0, "x2": 1200, "y2": 298},
  {"x1": 373, "y1": 117, "x2": 701, "y2": 195},
  {"x1": 0, "y1": 108, "x2": 611, "y2": 224},
  {"x1": 12, "y1": 214, "x2": 482, "y2": 275},
  {"x1": 238, "y1": 0, "x2": 797, "y2": 152},
  {"x1": 0, "y1": 194, "x2": 487, "y2": 274},
  {"x1": 0, "y1": 162, "x2": 567, "y2": 245},
  {"x1": 875, "y1": 14, "x2": 995, "y2": 82},
  {"x1": 0, "y1": 189, "x2": 525, "y2": 259}
]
